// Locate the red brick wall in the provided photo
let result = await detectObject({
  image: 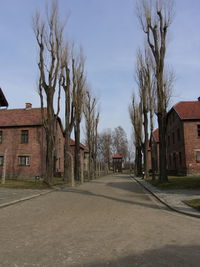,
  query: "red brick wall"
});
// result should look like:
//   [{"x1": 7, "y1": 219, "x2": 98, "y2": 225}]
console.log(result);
[
  {"x1": 166, "y1": 109, "x2": 186, "y2": 175},
  {"x1": 183, "y1": 121, "x2": 200, "y2": 175},
  {"x1": 0, "y1": 126, "x2": 46, "y2": 179}
]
